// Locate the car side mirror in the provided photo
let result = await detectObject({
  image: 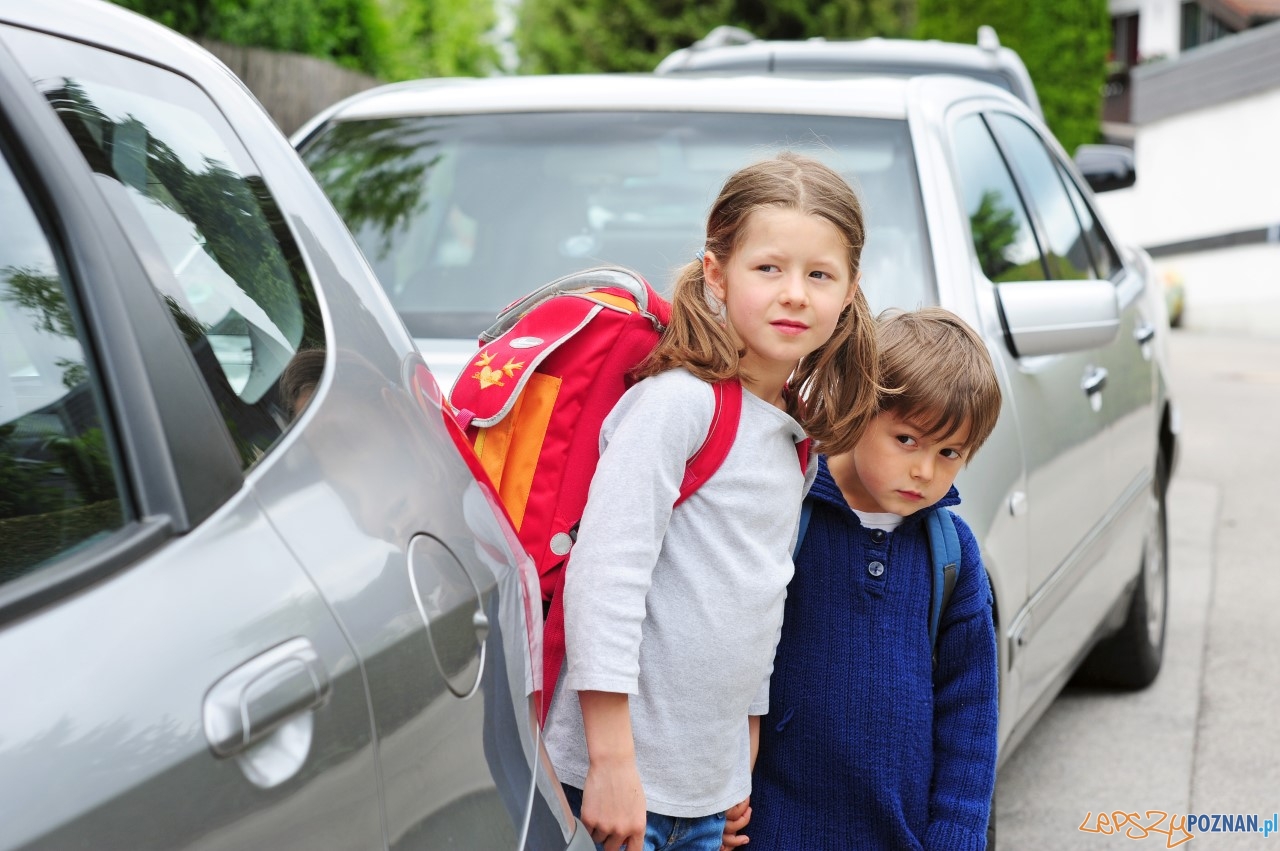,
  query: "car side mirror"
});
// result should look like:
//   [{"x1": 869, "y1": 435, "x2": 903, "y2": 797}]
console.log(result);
[
  {"x1": 1073, "y1": 144, "x2": 1136, "y2": 193},
  {"x1": 995, "y1": 279, "x2": 1120, "y2": 358}
]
